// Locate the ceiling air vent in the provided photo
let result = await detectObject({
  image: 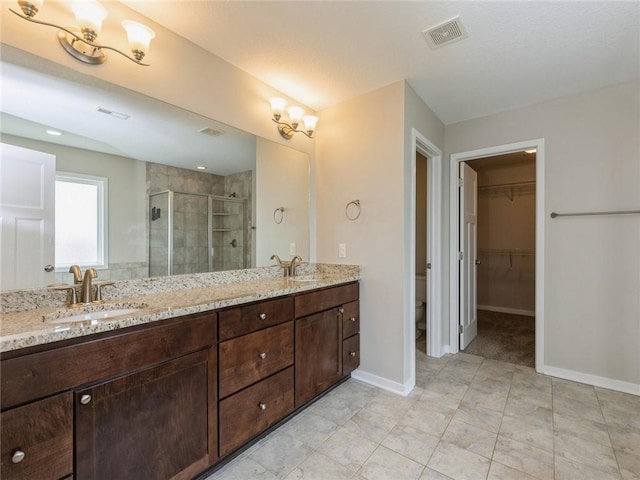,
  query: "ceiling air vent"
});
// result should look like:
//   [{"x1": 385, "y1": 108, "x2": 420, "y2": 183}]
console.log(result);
[
  {"x1": 422, "y1": 16, "x2": 468, "y2": 49},
  {"x1": 198, "y1": 127, "x2": 224, "y2": 137}
]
